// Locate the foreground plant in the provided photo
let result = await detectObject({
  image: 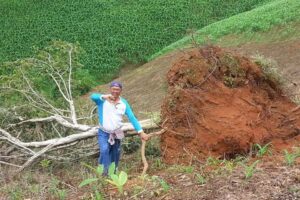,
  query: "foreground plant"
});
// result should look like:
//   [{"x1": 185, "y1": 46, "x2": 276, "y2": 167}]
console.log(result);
[
  {"x1": 195, "y1": 173, "x2": 206, "y2": 185},
  {"x1": 240, "y1": 160, "x2": 260, "y2": 179},
  {"x1": 79, "y1": 163, "x2": 105, "y2": 200},
  {"x1": 152, "y1": 176, "x2": 170, "y2": 192},
  {"x1": 106, "y1": 162, "x2": 128, "y2": 194},
  {"x1": 283, "y1": 149, "x2": 299, "y2": 166},
  {"x1": 254, "y1": 142, "x2": 272, "y2": 157}
]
